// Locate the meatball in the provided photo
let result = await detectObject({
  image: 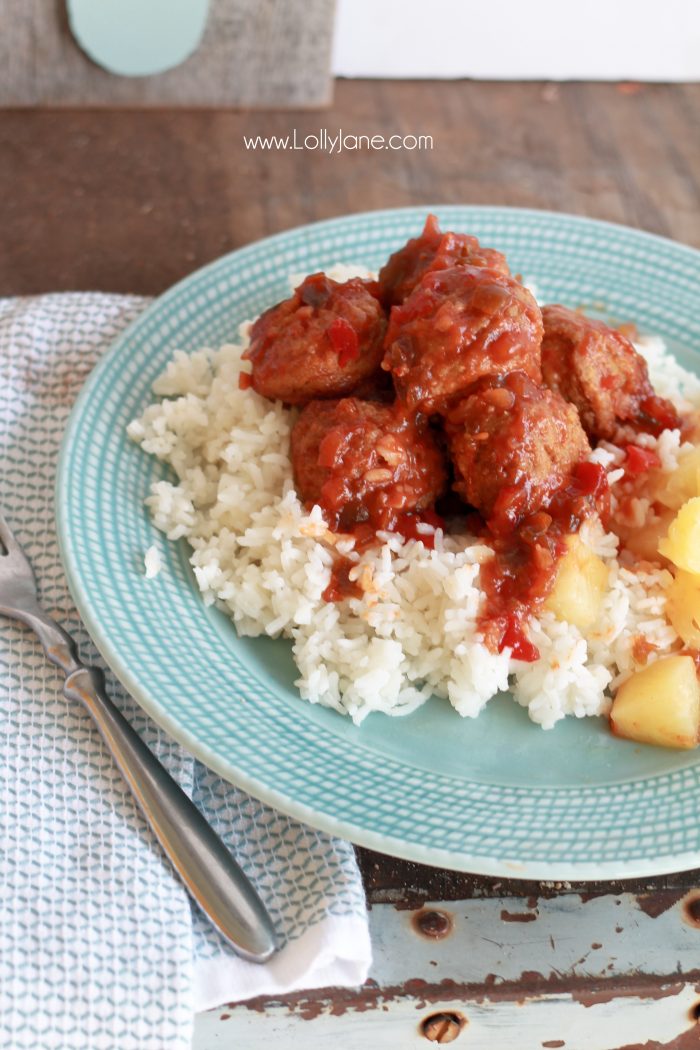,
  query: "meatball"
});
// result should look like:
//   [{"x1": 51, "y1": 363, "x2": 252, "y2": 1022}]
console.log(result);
[
  {"x1": 290, "y1": 398, "x2": 447, "y2": 531},
  {"x1": 383, "y1": 266, "x2": 543, "y2": 415},
  {"x1": 242, "y1": 273, "x2": 386, "y2": 405},
  {"x1": 541, "y1": 305, "x2": 680, "y2": 442},
  {"x1": 378, "y1": 214, "x2": 509, "y2": 307},
  {"x1": 445, "y1": 372, "x2": 591, "y2": 533}
]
